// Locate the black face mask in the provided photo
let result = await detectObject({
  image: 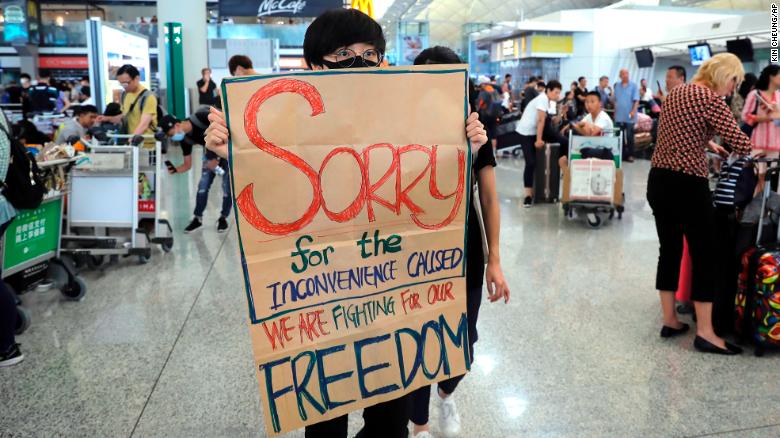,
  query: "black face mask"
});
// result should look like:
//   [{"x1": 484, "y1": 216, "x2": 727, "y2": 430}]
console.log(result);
[{"x1": 321, "y1": 57, "x2": 379, "y2": 70}]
